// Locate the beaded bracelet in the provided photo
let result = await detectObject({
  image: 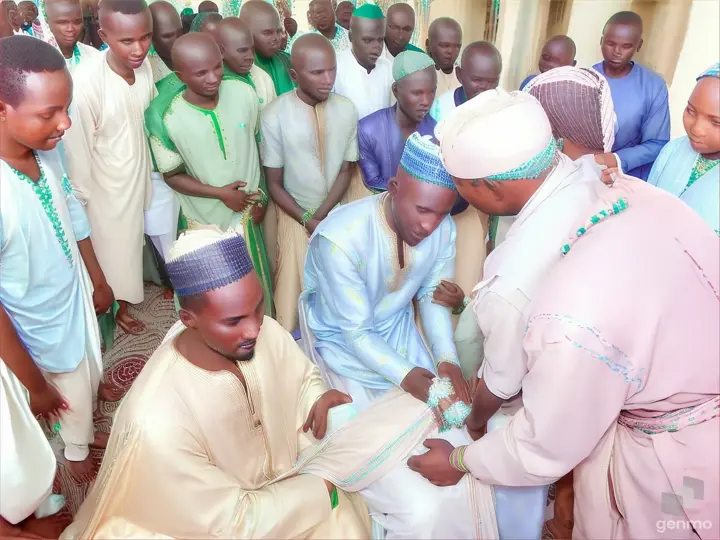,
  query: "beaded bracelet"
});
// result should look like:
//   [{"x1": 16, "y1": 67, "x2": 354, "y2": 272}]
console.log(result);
[
  {"x1": 301, "y1": 210, "x2": 314, "y2": 225},
  {"x1": 452, "y1": 296, "x2": 470, "y2": 315},
  {"x1": 449, "y1": 445, "x2": 469, "y2": 473}
]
